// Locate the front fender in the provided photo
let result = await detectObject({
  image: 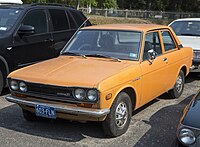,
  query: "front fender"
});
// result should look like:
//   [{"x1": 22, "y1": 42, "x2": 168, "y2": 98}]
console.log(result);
[{"x1": 99, "y1": 78, "x2": 141, "y2": 110}]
